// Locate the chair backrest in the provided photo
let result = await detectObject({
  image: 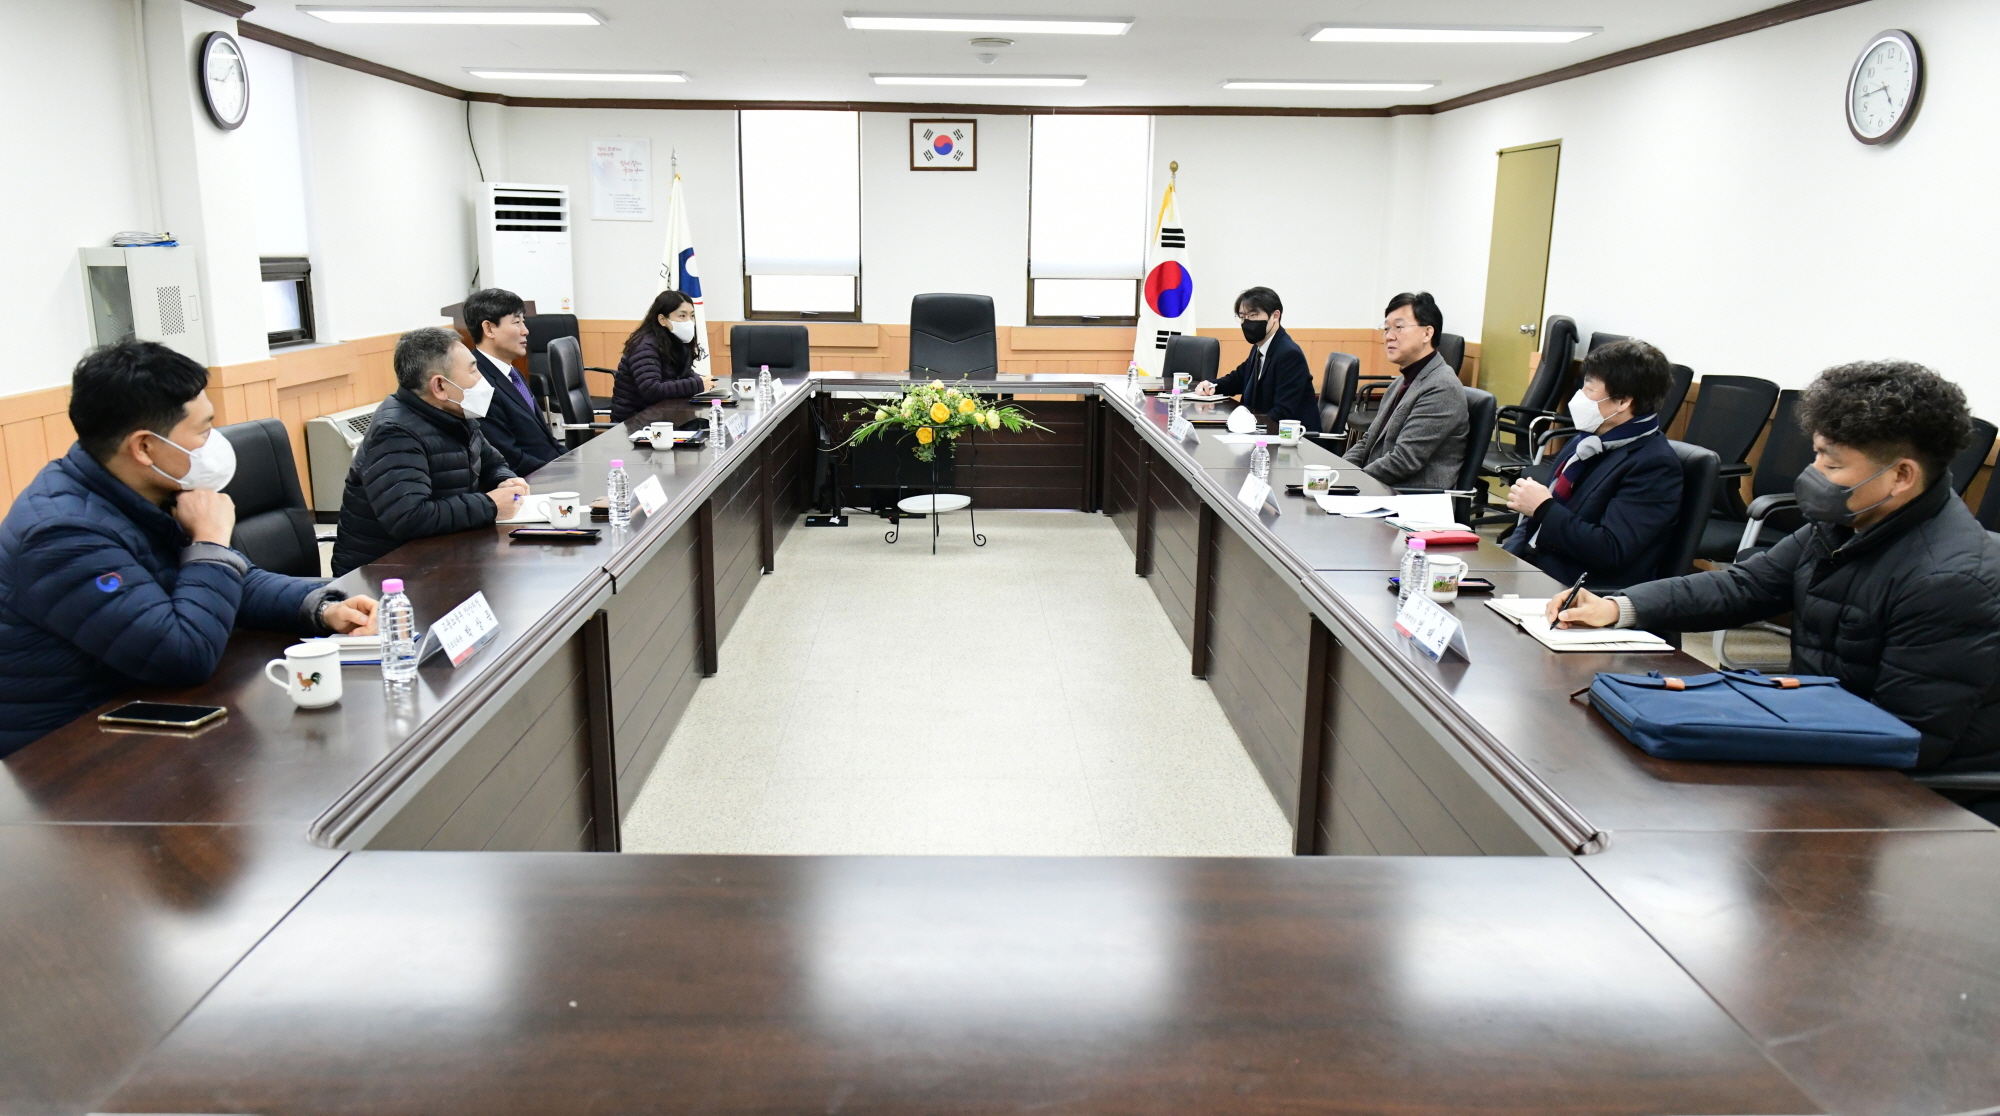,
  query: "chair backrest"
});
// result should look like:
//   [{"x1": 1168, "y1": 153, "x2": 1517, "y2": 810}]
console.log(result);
[
  {"x1": 547, "y1": 335, "x2": 593, "y2": 426},
  {"x1": 1162, "y1": 334, "x2": 1220, "y2": 385},
  {"x1": 1662, "y1": 440, "x2": 1723, "y2": 579},
  {"x1": 1948, "y1": 417, "x2": 1997, "y2": 496},
  {"x1": 1978, "y1": 473, "x2": 2000, "y2": 532},
  {"x1": 1751, "y1": 390, "x2": 1816, "y2": 500},
  {"x1": 1588, "y1": 331, "x2": 1630, "y2": 353},
  {"x1": 1320, "y1": 352, "x2": 1360, "y2": 434},
  {"x1": 1518, "y1": 315, "x2": 1579, "y2": 411},
  {"x1": 1679, "y1": 375, "x2": 1780, "y2": 466},
  {"x1": 1435, "y1": 333, "x2": 1466, "y2": 376},
  {"x1": 1657, "y1": 363, "x2": 1695, "y2": 430},
  {"x1": 729, "y1": 324, "x2": 811, "y2": 379},
  {"x1": 909, "y1": 293, "x2": 997, "y2": 380},
  {"x1": 1457, "y1": 387, "x2": 1497, "y2": 492},
  {"x1": 218, "y1": 418, "x2": 319, "y2": 578},
  {"x1": 525, "y1": 314, "x2": 580, "y2": 403}
]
